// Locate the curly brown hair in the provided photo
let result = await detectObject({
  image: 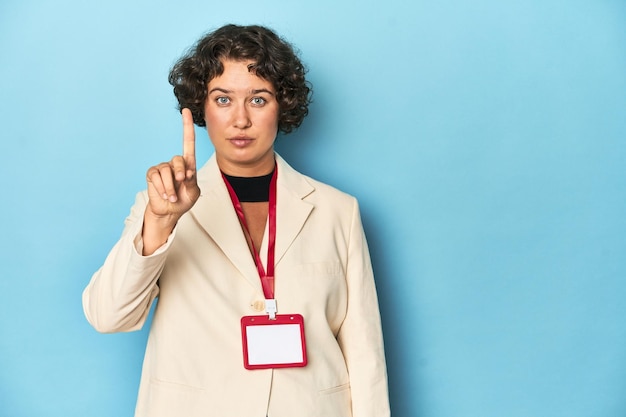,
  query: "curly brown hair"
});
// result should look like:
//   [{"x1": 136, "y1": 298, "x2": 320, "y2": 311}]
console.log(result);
[{"x1": 168, "y1": 24, "x2": 312, "y2": 134}]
